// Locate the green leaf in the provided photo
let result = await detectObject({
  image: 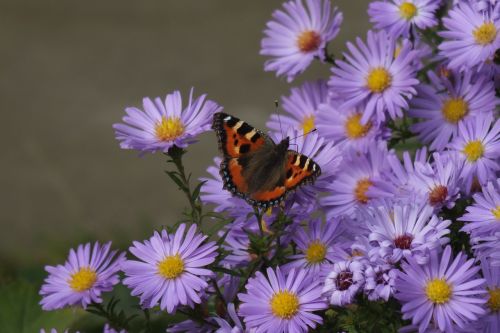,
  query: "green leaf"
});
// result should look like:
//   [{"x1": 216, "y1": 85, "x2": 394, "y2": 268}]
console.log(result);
[
  {"x1": 191, "y1": 181, "x2": 206, "y2": 202},
  {"x1": 0, "y1": 280, "x2": 81, "y2": 333}
]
